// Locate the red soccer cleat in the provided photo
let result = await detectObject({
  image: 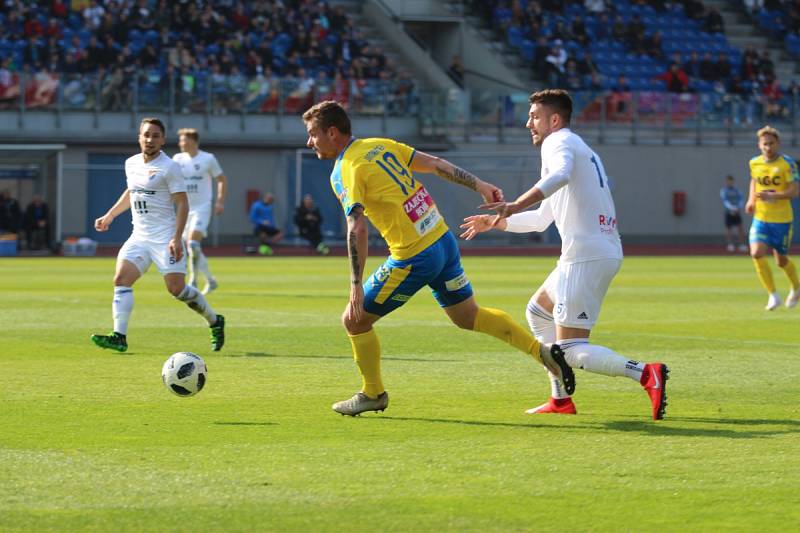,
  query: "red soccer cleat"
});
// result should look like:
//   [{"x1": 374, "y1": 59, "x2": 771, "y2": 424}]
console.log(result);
[
  {"x1": 524, "y1": 397, "x2": 577, "y2": 415},
  {"x1": 641, "y1": 363, "x2": 669, "y2": 420}
]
